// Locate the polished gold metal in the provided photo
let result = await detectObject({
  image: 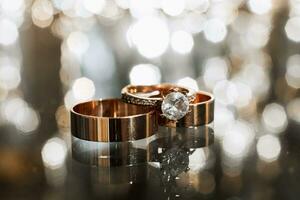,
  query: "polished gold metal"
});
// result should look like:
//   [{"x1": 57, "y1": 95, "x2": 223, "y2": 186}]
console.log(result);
[
  {"x1": 121, "y1": 84, "x2": 214, "y2": 127},
  {"x1": 121, "y1": 83, "x2": 195, "y2": 106},
  {"x1": 159, "y1": 91, "x2": 214, "y2": 127},
  {"x1": 70, "y1": 99, "x2": 158, "y2": 142}
]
